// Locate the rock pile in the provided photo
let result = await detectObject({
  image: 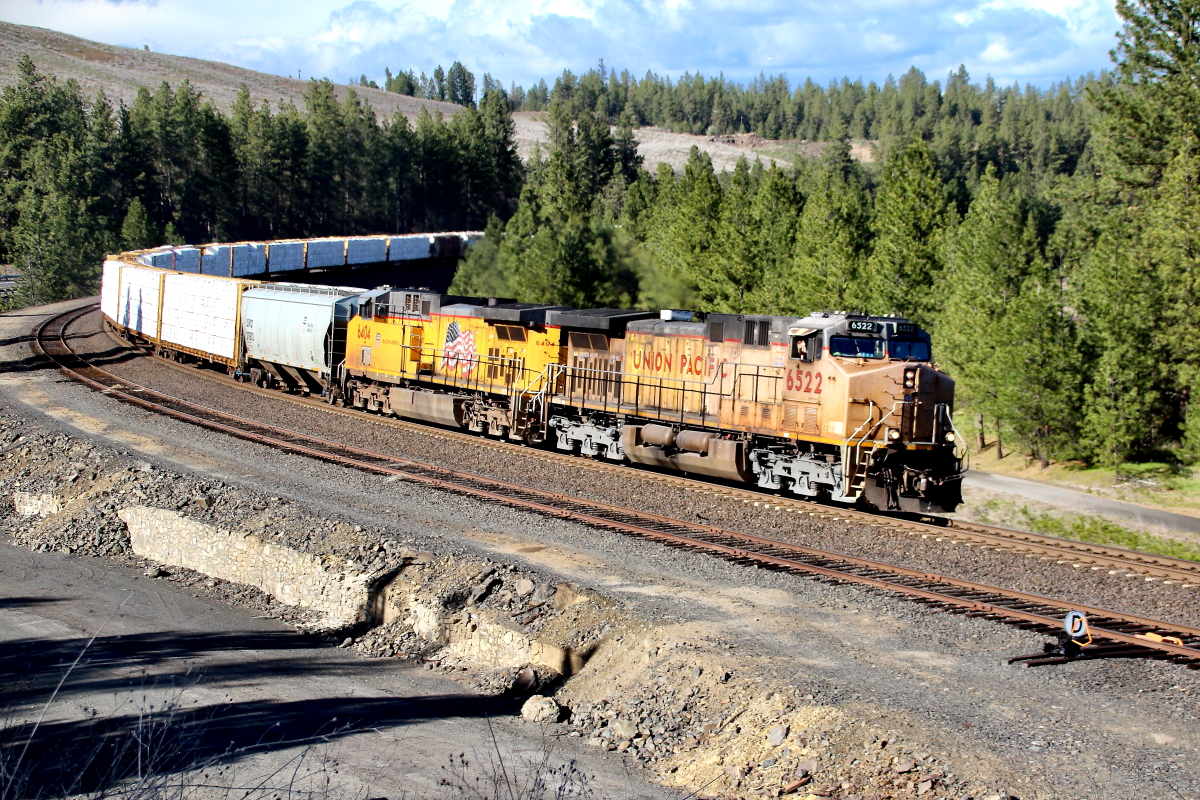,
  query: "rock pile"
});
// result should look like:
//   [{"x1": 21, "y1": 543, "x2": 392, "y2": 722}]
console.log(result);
[{"x1": 553, "y1": 633, "x2": 979, "y2": 799}]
